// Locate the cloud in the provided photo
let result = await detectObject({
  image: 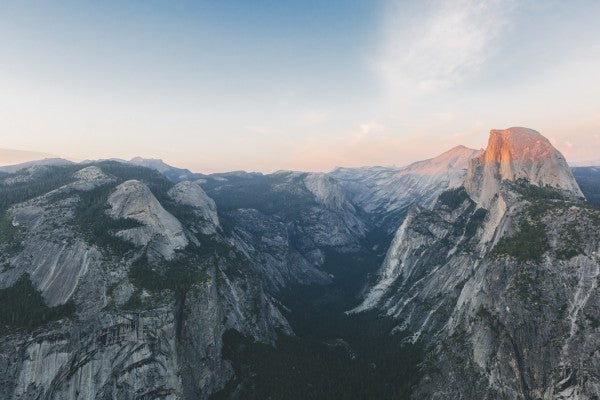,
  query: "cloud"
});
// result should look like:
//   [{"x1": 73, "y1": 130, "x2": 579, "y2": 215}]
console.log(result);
[
  {"x1": 378, "y1": 0, "x2": 517, "y2": 99},
  {"x1": 360, "y1": 121, "x2": 386, "y2": 134}
]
